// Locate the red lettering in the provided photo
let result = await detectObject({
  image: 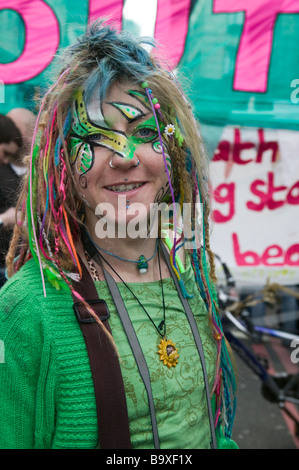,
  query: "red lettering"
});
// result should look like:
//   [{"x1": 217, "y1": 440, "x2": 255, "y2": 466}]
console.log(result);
[
  {"x1": 285, "y1": 245, "x2": 299, "y2": 266},
  {"x1": 247, "y1": 172, "x2": 287, "y2": 211},
  {"x1": 233, "y1": 129, "x2": 255, "y2": 165},
  {"x1": 232, "y1": 233, "x2": 259, "y2": 266},
  {"x1": 260, "y1": 245, "x2": 284, "y2": 266},
  {"x1": 256, "y1": 129, "x2": 279, "y2": 163},
  {"x1": 212, "y1": 183, "x2": 235, "y2": 223},
  {"x1": 267, "y1": 173, "x2": 287, "y2": 210},
  {"x1": 212, "y1": 129, "x2": 280, "y2": 165},
  {"x1": 212, "y1": 140, "x2": 230, "y2": 162},
  {"x1": 287, "y1": 181, "x2": 299, "y2": 205},
  {"x1": 0, "y1": 0, "x2": 60, "y2": 84},
  {"x1": 232, "y1": 233, "x2": 299, "y2": 266},
  {"x1": 212, "y1": 129, "x2": 255, "y2": 164},
  {"x1": 247, "y1": 179, "x2": 268, "y2": 211}
]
